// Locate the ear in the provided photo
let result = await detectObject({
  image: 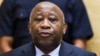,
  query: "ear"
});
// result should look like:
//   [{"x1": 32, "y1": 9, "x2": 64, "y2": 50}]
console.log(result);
[
  {"x1": 28, "y1": 22, "x2": 31, "y2": 34},
  {"x1": 63, "y1": 24, "x2": 67, "y2": 34}
]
